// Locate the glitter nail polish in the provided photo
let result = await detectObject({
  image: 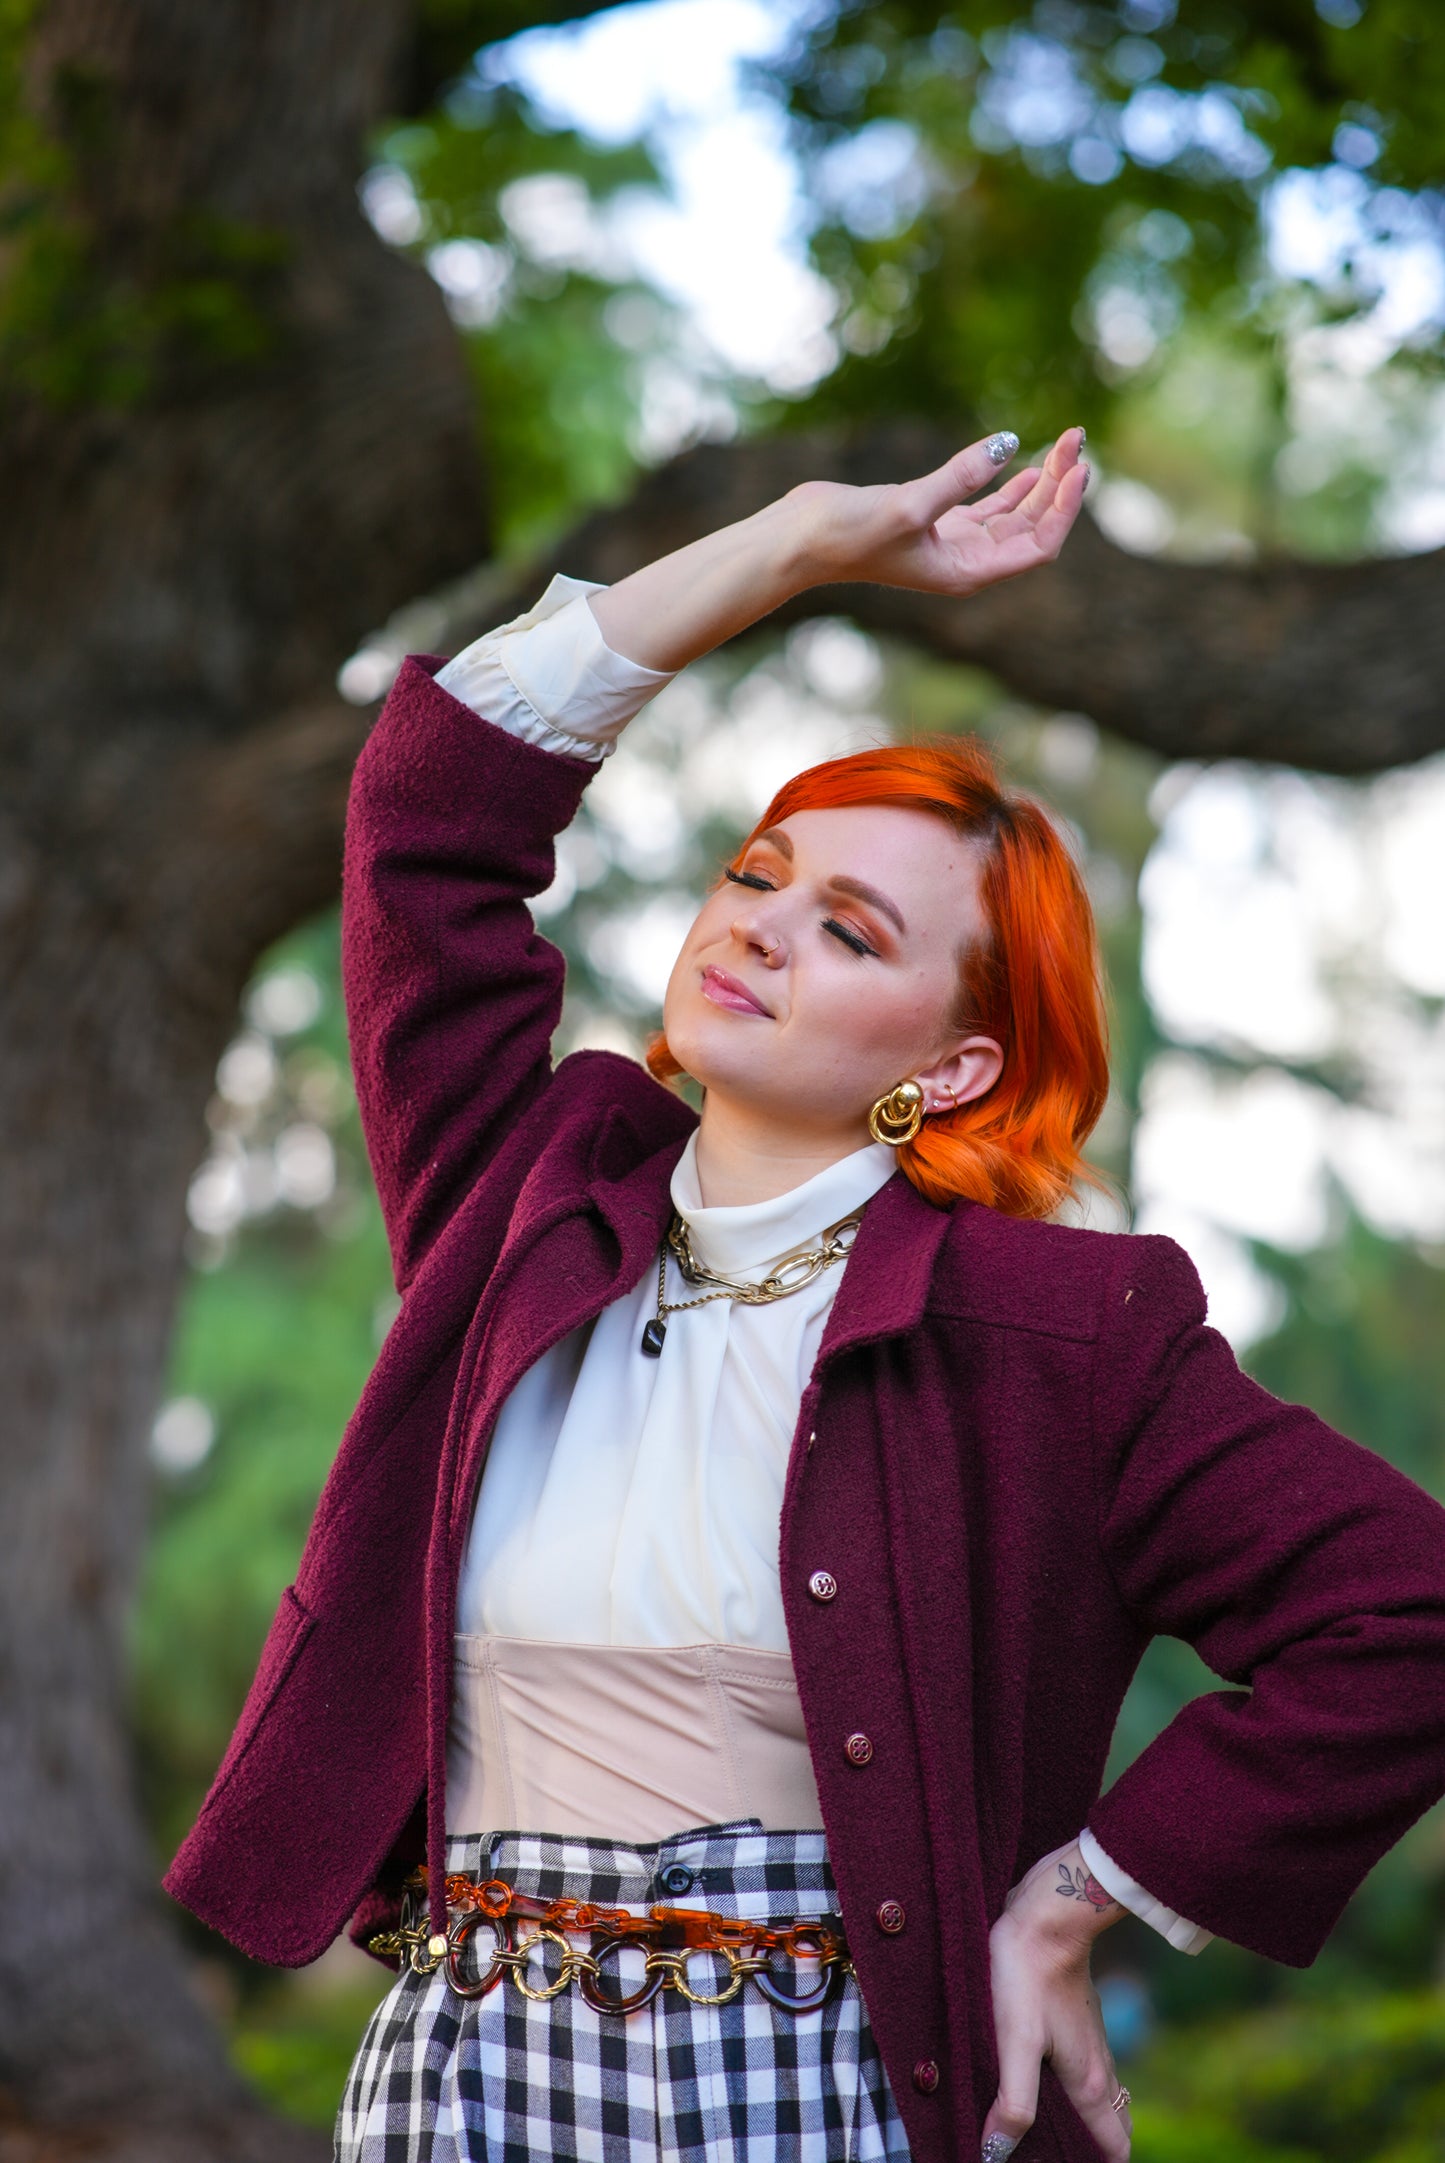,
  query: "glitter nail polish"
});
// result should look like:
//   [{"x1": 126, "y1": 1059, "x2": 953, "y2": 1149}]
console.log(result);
[
  {"x1": 984, "y1": 431, "x2": 1019, "y2": 466},
  {"x1": 981, "y1": 2136, "x2": 1018, "y2": 2163}
]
